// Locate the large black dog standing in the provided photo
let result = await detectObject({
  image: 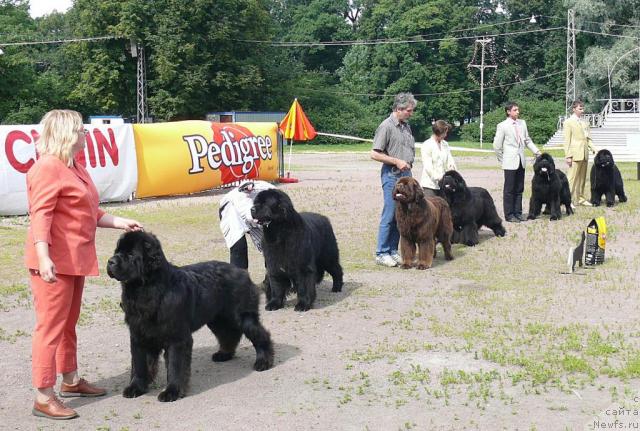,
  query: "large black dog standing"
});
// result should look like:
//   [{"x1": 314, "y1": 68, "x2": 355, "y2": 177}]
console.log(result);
[
  {"x1": 527, "y1": 153, "x2": 573, "y2": 221},
  {"x1": 439, "y1": 170, "x2": 506, "y2": 246},
  {"x1": 107, "y1": 231, "x2": 274, "y2": 402},
  {"x1": 590, "y1": 149, "x2": 627, "y2": 207},
  {"x1": 251, "y1": 189, "x2": 343, "y2": 312}
]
